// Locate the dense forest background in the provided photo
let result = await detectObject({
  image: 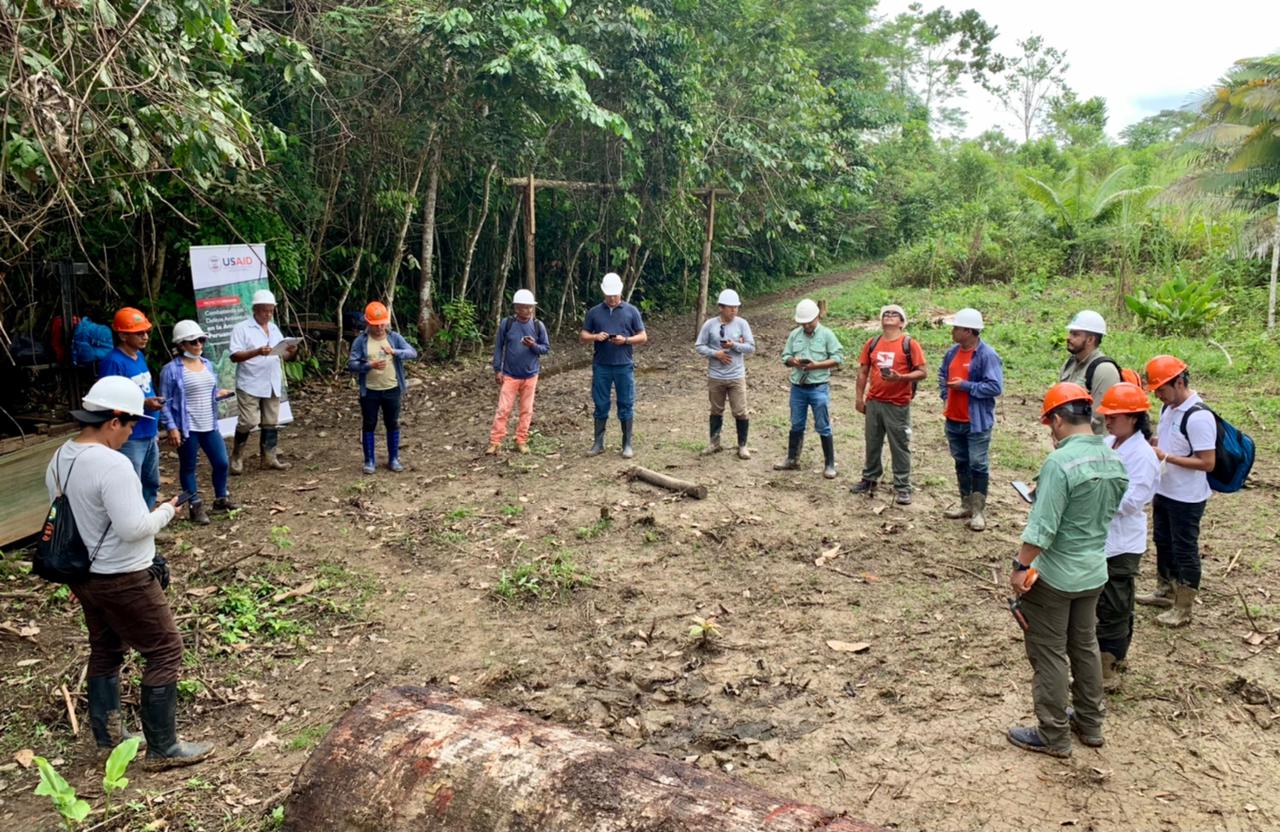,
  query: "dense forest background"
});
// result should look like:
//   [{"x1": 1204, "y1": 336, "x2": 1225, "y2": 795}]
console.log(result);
[{"x1": 2, "y1": 0, "x2": 1277, "y2": 365}]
